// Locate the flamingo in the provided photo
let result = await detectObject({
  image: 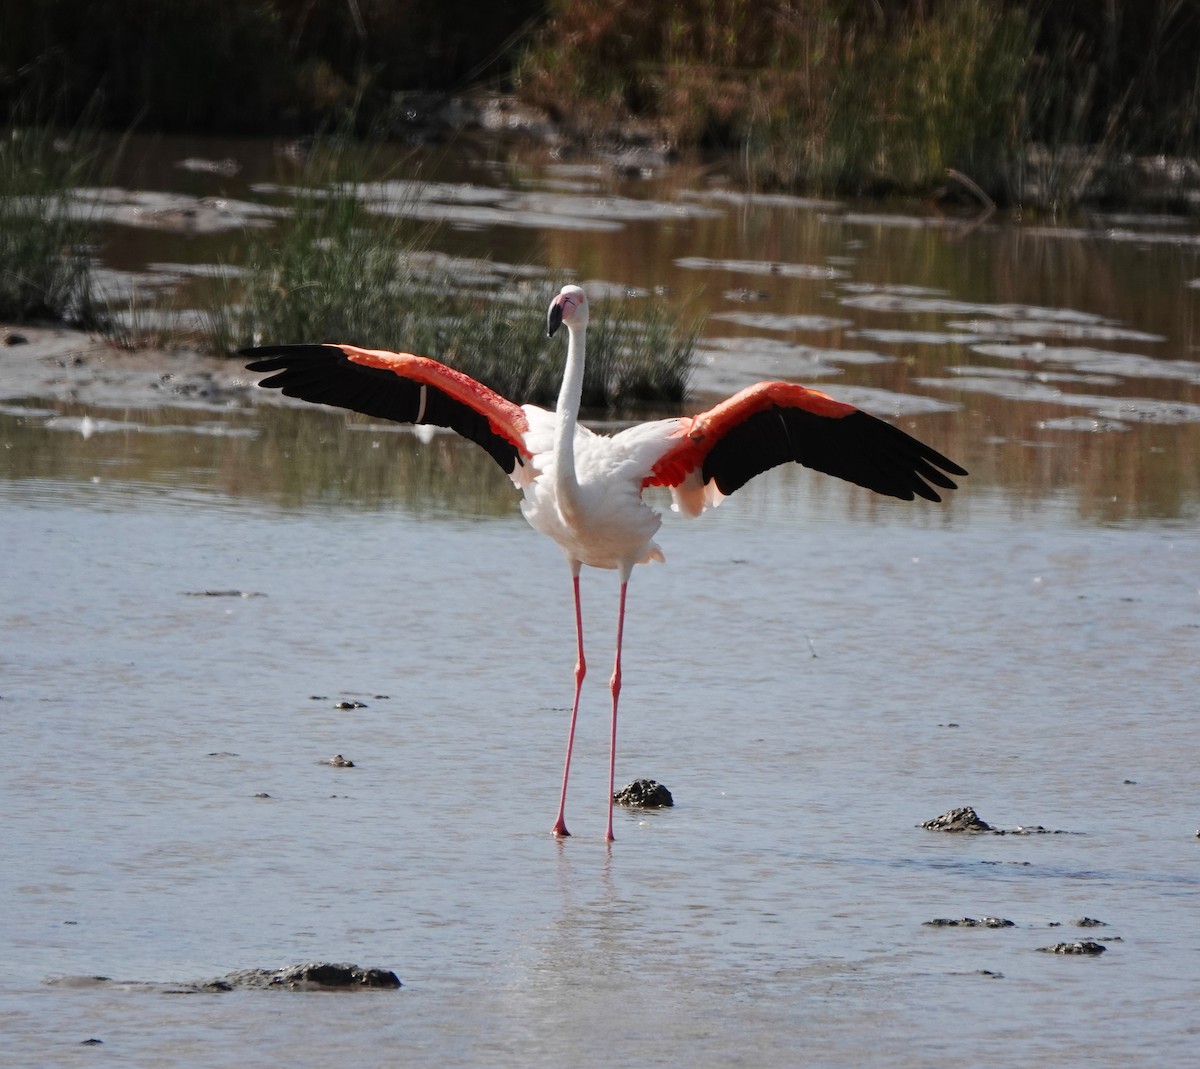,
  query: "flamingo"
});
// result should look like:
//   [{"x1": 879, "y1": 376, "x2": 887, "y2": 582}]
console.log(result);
[{"x1": 244, "y1": 283, "x2": 966, "y2": 842}]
